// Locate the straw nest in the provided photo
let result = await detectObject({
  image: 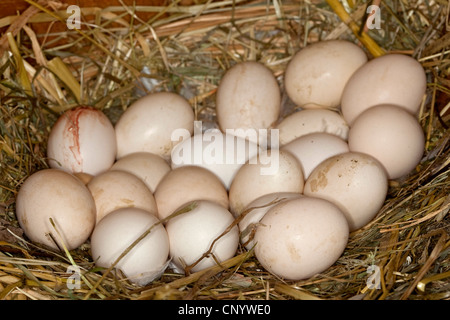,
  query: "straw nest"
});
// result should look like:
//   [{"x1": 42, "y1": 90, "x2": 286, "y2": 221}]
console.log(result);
[{"x1": 0, "y1": 0, "x2": 449, "y2": 300}]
